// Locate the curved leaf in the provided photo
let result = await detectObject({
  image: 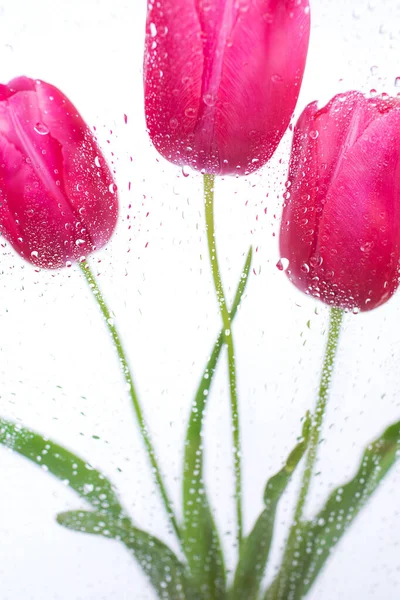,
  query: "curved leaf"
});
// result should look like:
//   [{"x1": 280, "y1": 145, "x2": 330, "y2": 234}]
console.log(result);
[
  {"x1": 265, "y1": 420, "x2": 400, "y2": 600},
  {"x1": 58, "y1": 510, "x2": 198, "y2": 600},
  {"x1": 0, "y1": 417, "x2": 197, "y2": 599},
  {"x1": 0, "y1": 417, "x2": 123, "y2": 515},
  {"x1": 230, "y1": 413, "x2": 311, "y2": 600},
  {"x1": 182, "y1": 247, "x2": 252, "y2": 599}
]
